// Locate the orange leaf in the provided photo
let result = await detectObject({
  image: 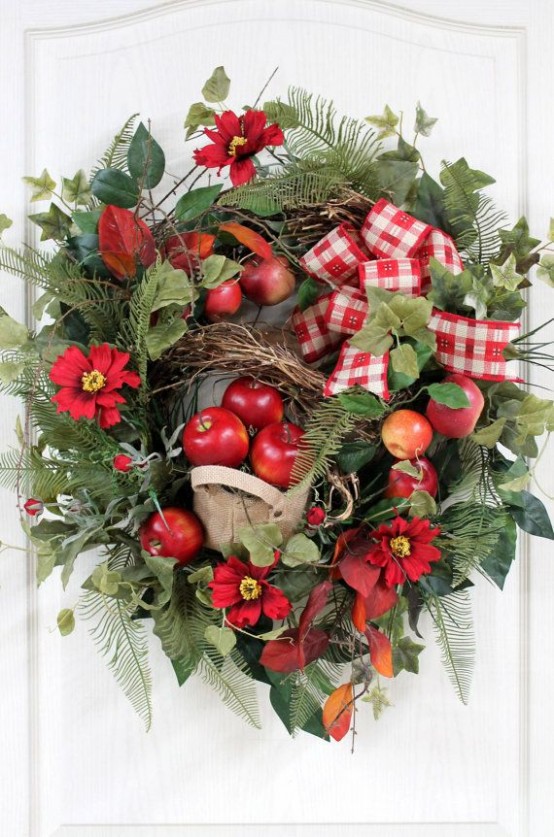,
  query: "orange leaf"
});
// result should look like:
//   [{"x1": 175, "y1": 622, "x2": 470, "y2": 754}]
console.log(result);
[
  {"x1": 366, "y1": 626, "x2": 394, "y2": 678},
  {"x1": 322, "y1": 683, "x2": 354, "y2": 742},
  {"x1": 101, "y1": 251, "x2": 137, "y2": 279},
  {"x1": 352, "y1": 592, "x2": 367, "y2": 632},
  {"x1": 219, "y1": 221, "x2": 273, "y2": 259}
]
